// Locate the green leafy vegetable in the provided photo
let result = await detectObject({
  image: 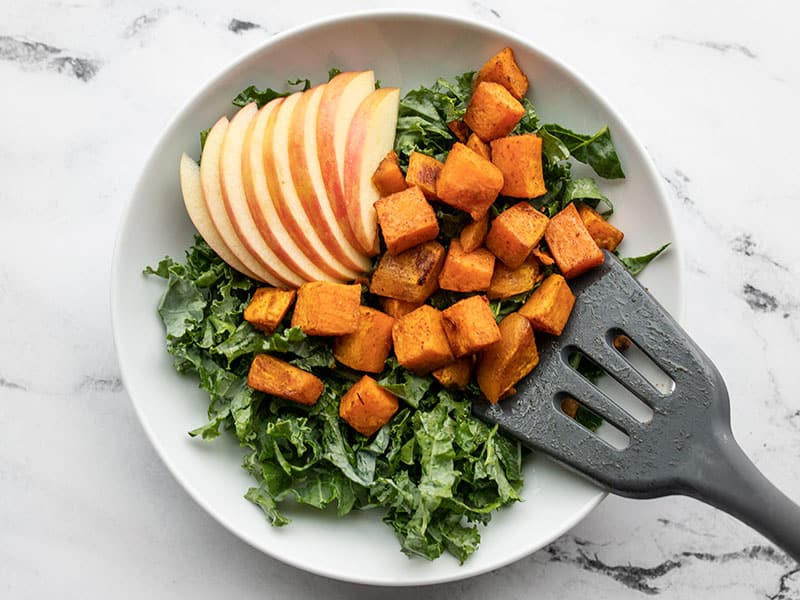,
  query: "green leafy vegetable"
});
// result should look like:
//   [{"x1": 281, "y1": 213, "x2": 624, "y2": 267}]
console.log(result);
[
  {"x1": 620, "y1": 243, "x2": 670, "y2": 275},
  {"x1": 232, "y1": 78, "x2": 312, "y2": 108},
  {"x1": 540, "y1": 123, "x2": 625, "y2": 179}
]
